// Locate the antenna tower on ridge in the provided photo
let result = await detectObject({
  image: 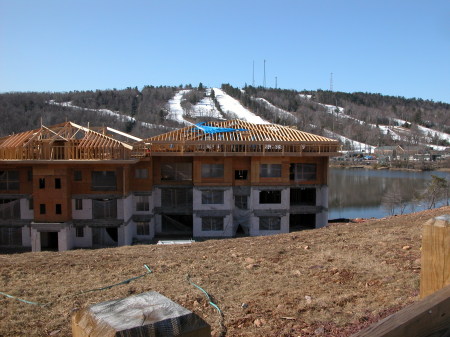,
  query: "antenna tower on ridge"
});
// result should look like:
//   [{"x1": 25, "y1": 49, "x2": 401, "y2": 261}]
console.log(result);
[
  {"x1": 252, "y1": 60, "x2": 255, "y2": 87},
  {"x1": 330, "y1": 72, "x2": 334, "y2": 91},
  {"x1": 275, "y1": 76, "x2": 277, "y2": 89},
  {"x1": 263, "y1": 59, "x2": 266, "y2": 88}
]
